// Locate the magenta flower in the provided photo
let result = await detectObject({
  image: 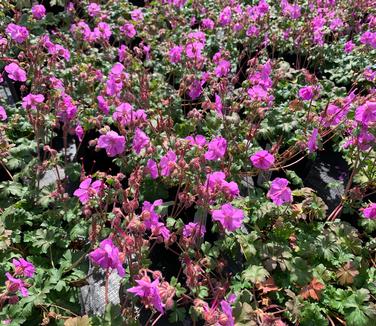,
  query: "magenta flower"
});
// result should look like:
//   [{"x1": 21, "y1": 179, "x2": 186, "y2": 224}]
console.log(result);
[
  {"x1": 5, "y1": 273, "x2": 29, "y2": 297},
  {"x1": 355, "y1": 101, "x2": 376, "y2": 126},
  {"x1": 31, "y1": 4, "x2": 46, "y2": 20},
  {"x1": 75, "y1": 124, "x2": 84, "y2": 142},
  {"x1": 22, "y1": 94, "x2": 44, "y2": 110},
  {"x1": 12, "y1": 258, "x2": 35, "y2": 278},
  {"x1": 169, "y1": 46, "x2": 183, "y2": 63},
  {"x1": 73, "y1": 177, "x2": 103, "y2": 204},
  {"x1": 146, "y1": 159, "x2": 159, "y2": 179},
  {"x1": 97, "y1": 95, "x2": 109, "y2": 114},
  {"x1": 93, "y1": 22, "x2": 112, "y2": 41},
  {"x1": 360, "y1": 31, "x2": 376, "y2": 48},
  {"x1": 185, "y1": 135, "x2": 206, "y2": 148},
  {"x1": 247, "y1": 85, "x2": 269, "y2": 102},
  {"x1": 4, "y1": 63, "x2": 27, "y2": 82},
  {"x1": 132, "y1": 128, "x2": 150, "y2": 154},
  {"x1": 344, "y1": 40, "x2": 355, "y2": 53},
  {"x1": 183, "y1": 222, "x2": 206, "y2": 238},
  {"x1": 362, "y1": 203, "x2": 376, "y2": 220},
  {"x1": 121, "y1": 23, "x2": 137, "y2": 38},
  {"x1": 212, "y1": 203, "x2": 244, "y2": 232},
  {"x1": 204, "y1": 171, "x2": 239, "y2": 198},
  {"x1": 89, "y1": 238, "x2": 125, "y2": 277},
  {"x1": 214, "y1": 59, "x2": 231, "y2": 78},
  {"x1": 0, "y1": 105, "x2": 7, "y2": 121},
  {"x1": 151, "y1": 222, "x2": 171, "y2": 241},
  {"x1": 299, "y1": 86, "x2": 315, "y2": 101},
  {"x1": 220, "y1": 299, "x2": 235, "y2": 326},
  {"x1": 267, "y1": 178, "x2": 293, "y2": 206},
  {"x1": 201, "y1": 18, "x2": 215, "y2": 30},
  {"x1": 142, "y1": 199, "x2": 163, "y2": 229},
  {"x1": 160, "y1": 150, "x2": 177, "y2": 176},
  {"x1": 131, "y1": 9, "x2": 144, "y2": 21},
  {"x1": 205, "y1": 136, "x2": 227, "y2": 161},
  {"x1": 219, "y1": 6, "x2": 232, "y2": 26},
  {"x1": 5, "y1": 23, "x2": 29, "y2": 43},
  {"x1": 307, "y1": 128, "x2": 319, "y2": 153},
  {"x1": 98, "y1": 131, "x2": 125, "y2": 157},
  {"x1": 88, "y1": 3, "x2": 101, "y2": 17},
  {"x1": 127, "y1": 278, "x2": 164, "y2": 313},
  {"x1": 185, "y1": 42, "x2": 204, "y2": 61},
  {"x1": 250, "y1": 150, "x2": 275, "y2": 170},
  {"x1": 215, "y1": 94, "x2": 223, "y2": 116},
  {"x1": 113, "y1": 103, "x2": 147, "y2": 126}
]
